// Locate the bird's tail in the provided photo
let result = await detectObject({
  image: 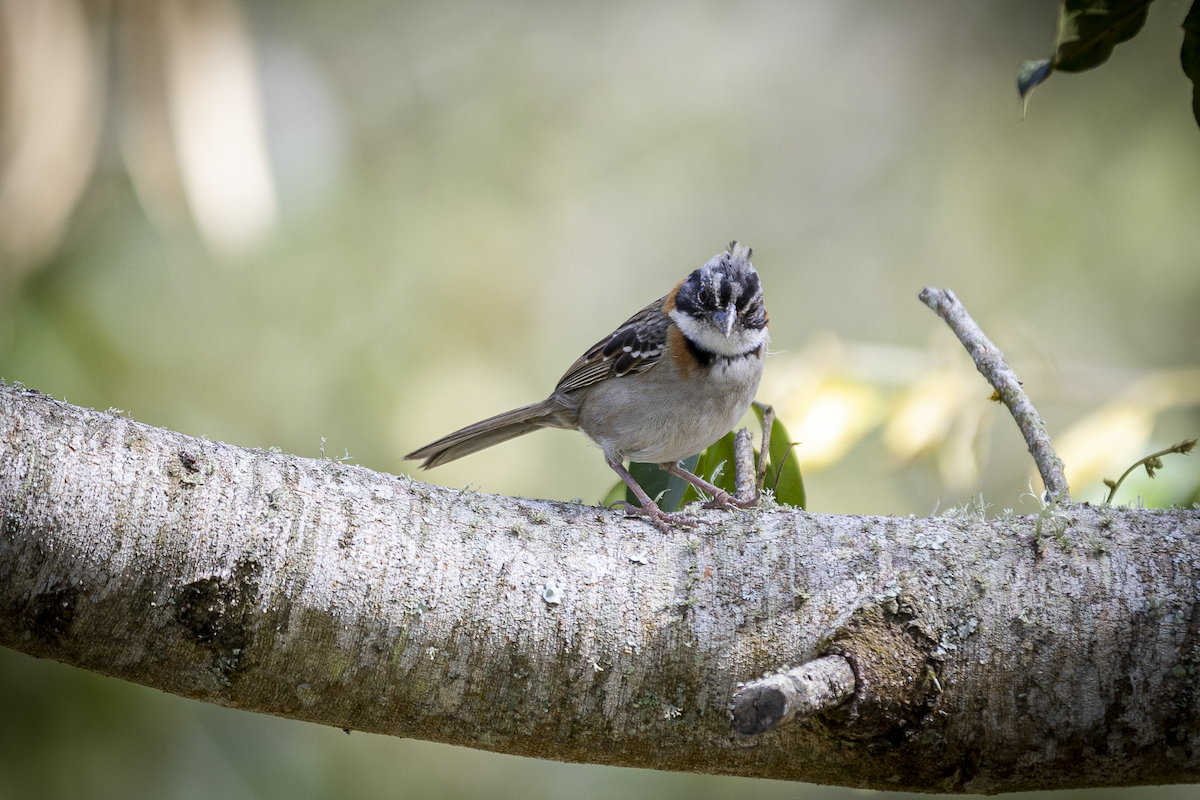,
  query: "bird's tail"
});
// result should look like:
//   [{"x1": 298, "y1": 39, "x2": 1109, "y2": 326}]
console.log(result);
[{"x1": 403, "y1": 399, "x2": 573, "y2": 469}]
